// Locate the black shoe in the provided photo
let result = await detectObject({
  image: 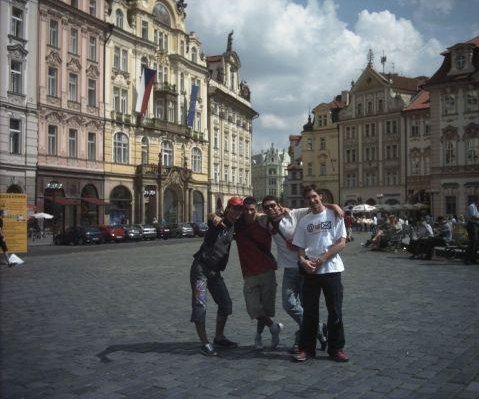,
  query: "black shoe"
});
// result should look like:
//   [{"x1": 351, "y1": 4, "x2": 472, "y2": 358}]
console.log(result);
[
  {"x1": 200, "y1": 343, "x2": 217, "y2": 356},
  {"x1": 213, "y1": 337, "x2": 238, "y2": 348}
]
